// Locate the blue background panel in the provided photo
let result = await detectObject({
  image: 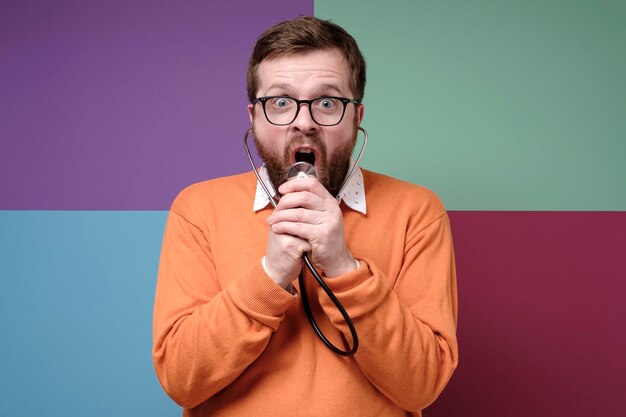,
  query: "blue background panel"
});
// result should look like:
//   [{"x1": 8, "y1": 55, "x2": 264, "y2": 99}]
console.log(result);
[{"x1": 0, "y1": 211, "x2": 178, "y2": 416}]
